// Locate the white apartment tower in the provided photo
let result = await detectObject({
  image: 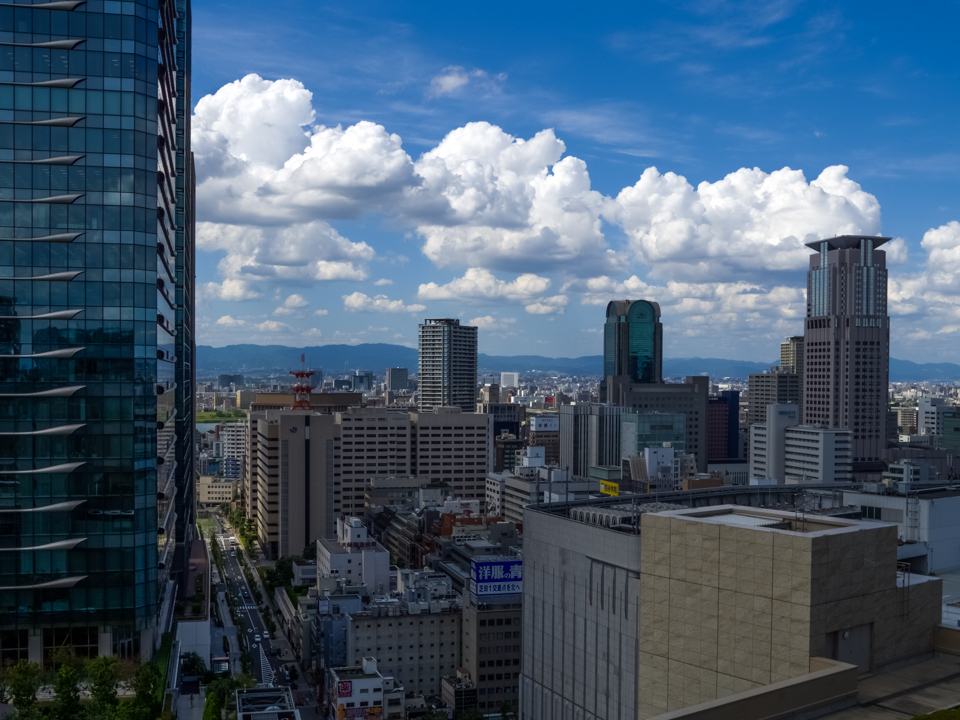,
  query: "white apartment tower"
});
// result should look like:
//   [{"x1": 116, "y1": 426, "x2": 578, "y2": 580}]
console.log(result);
[
  {"x1": 418, "y1": 318, "x2": 479, "y2": 413},
  {"x1": 803, "y1": 235, "x2": 890, "y2": 468}
]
